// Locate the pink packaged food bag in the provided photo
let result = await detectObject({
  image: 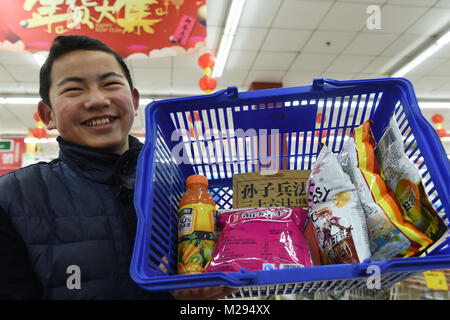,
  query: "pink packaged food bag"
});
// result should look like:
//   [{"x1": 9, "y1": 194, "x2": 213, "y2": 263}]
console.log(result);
[{"x1": 205, "y1": 207, "x2": 311, "y2": 273}]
